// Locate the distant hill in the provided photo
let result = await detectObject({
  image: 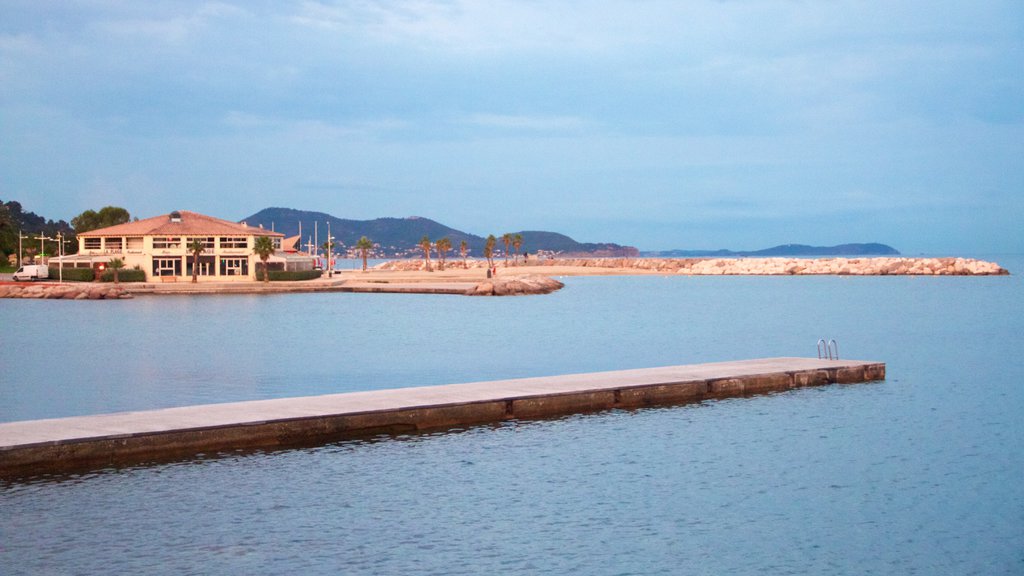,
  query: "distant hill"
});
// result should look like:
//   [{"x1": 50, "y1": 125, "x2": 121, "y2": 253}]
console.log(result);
[
  {"x1": 642, "y1": 243, "x2": 900, "y2": 257},
  {"x1": 241, "y1": 207, "x2": 638, "y2": 257}
]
